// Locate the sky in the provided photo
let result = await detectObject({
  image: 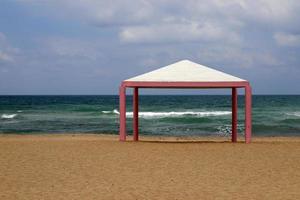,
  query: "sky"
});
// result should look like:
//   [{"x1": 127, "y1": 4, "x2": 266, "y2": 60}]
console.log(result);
[{"x1": 0, "y1": 0, "x2": 300, "y2": 95}]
